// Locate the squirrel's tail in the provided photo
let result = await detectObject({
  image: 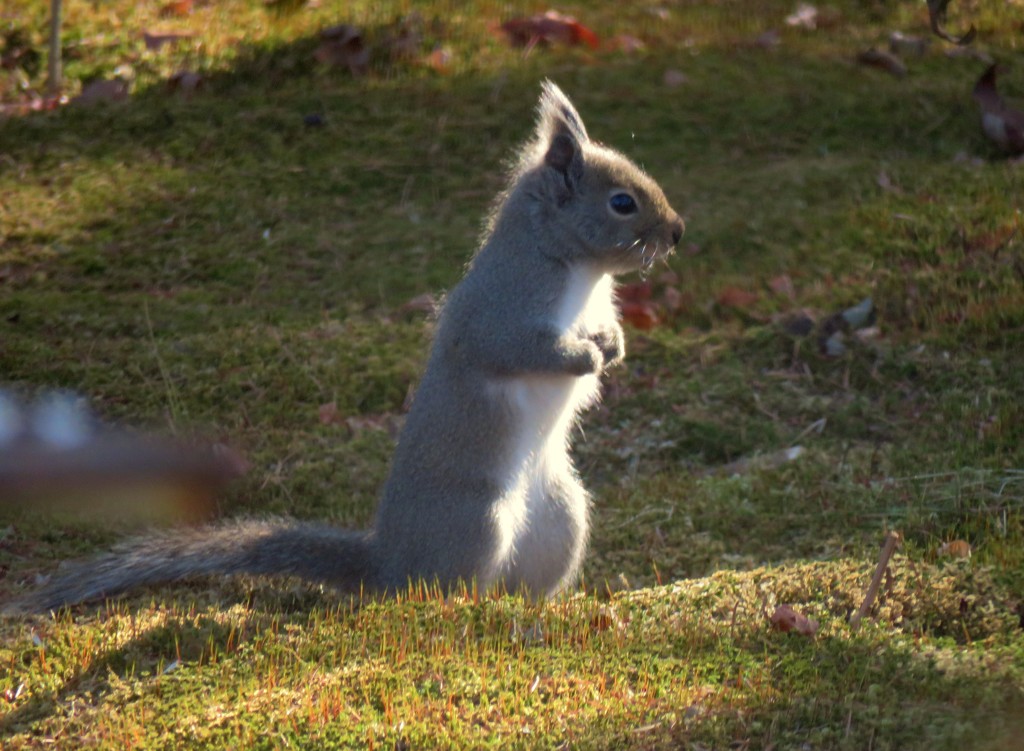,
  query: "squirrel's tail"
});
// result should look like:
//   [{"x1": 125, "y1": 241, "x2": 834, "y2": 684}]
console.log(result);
[{"x1": 4, "y1": 519, "x2": 377, "y2": 613}]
